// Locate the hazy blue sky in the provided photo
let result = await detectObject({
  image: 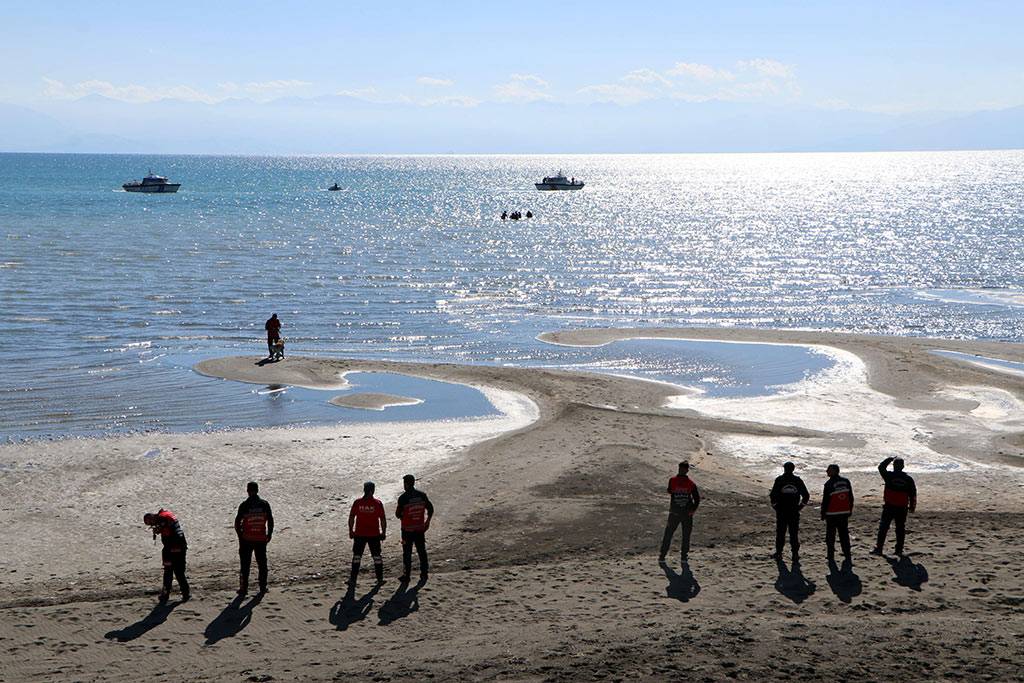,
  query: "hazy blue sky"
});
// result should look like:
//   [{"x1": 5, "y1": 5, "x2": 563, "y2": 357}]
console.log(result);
[{"x1": 4, "y1": 1, "x2": 1023, "y2": 113}]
